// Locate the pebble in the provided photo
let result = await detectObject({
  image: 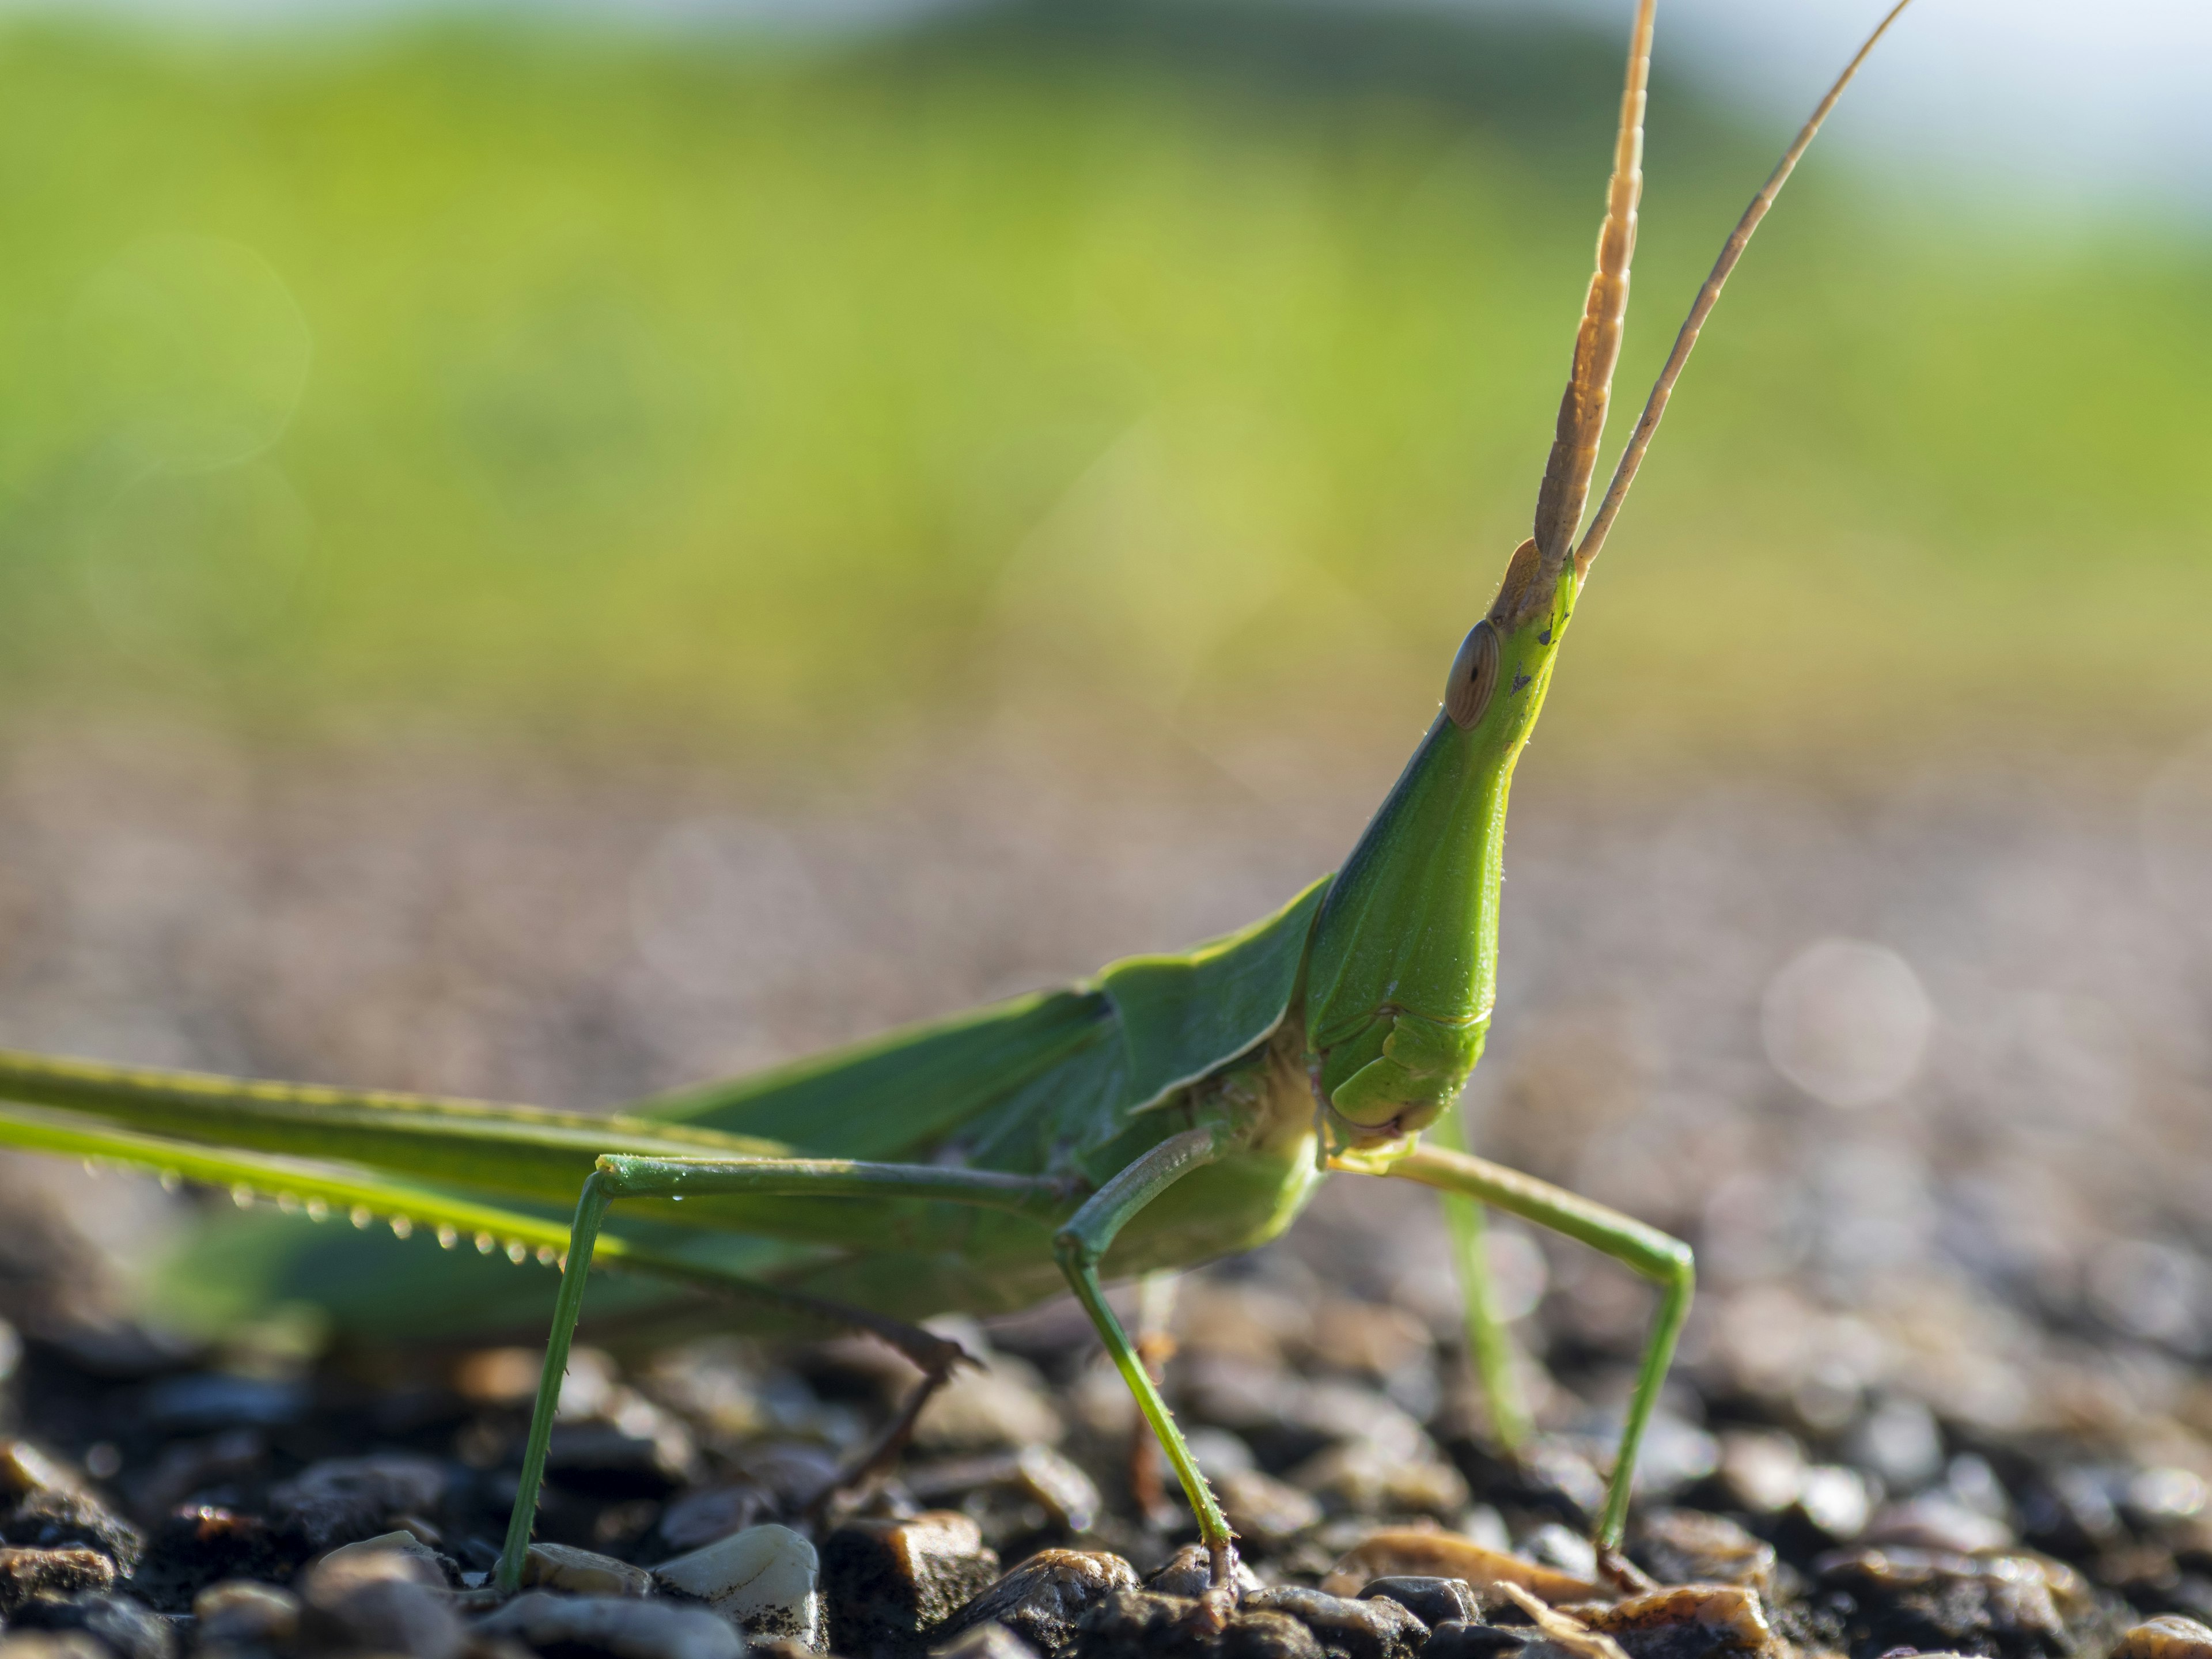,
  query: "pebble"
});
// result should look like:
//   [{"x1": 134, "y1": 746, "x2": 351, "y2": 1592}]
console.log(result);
[
  {"x1": 6, "y1": 1592, "x2": 174, "y2": 1659},
  {"x1": 915, "y1": 1355, "x2": 1065, "y2": 1453},
  {"x1": 1844, "y1": 1397, "x2": 1946, "y2": 1492},
  {"x1": 1215, "y1": 1468, "x2": 1323, "y2": 1545},
  {"x1": 935, "y1": 1549, "x2": 1138, "y2": 1657},
  {"x1": 128, "y1": 1508, "x2": 291, "y2": 1611},
  {"x1": 935, "y1": 1621, "x2": 1046, "y2": 1659},
  {"x1": 0, "y1": 1634, "x2": 109, "y2": 1658},
  {"x1": 1319, "y1": 1531, "x2": 1597, "y2": 1603},
  {"x1": 0, "y1": 1448, "x2": 80, "y2": 1502},
  {"x1": 296, "y1": 1536, "x2": 462, "y2": 1659},
  {"x1": 138, "y1": 1374, "x2": 306, "y2": 1434},
  {"x1": 1289, "y1": 1438, "x2": 1469, "y2": 1518},
  {"x1": 0, "y1": 1448, "x2": 142, "y2": 1573},
  {"x1": 316, "y1": 1528, "x2": 454, "y2": 1584},
  {"x1": 1357, "y1": 1575, "x2": 1484, "y2": 1628},
  {"x1": 1521, "y1": 1525, "x2": 1599, "y2": 1582},
  {"x1": 0, "y1": 1487, "x2": 143, "y2": 1573},
  {"x1": 2116, "y1": 1615, "x2": 2212, "y2": 1659},
  {"x1": 822, "y1": 1510, "x2": 1003, "y2": 1658},
  {"x1": 1714, "y1": 1430, "x2": 1805, "y2": 1516},
  {"x1": 1565, "y1": 1586, "x2": 1775, "y2": 1659},
  {"x1": 1794, "y1": 1465, "x2": 1874, "y2": 1541},
  {"x1": 476, "y1": 1590, "x2": 744, "y2": 1659},
  {"x1": 654, "y1": 1522, "x2": 821, "y2": 1648},
  {"x1": 1246, "y1": 1585, "x2": 1428, "y2": 1659},
  {"x1": 1863, "y1": 1493, "x2": 2016, "y2": 1554},
  {"x1": 526, "y1": 1540, "x2": 656, "y2": 1597},
  {"x1": 268, "y1": 1455, "x2": 452, "y2": 1555},
  {"x1": 1425, "y1": 1626, "x2": 1534, "y2": 1659},
  {"x1": 0, "y1": 1550, "x2": 116, "y2": 1617},
  {"x1": 657, "y1": 1483, "x2": 774, "y2": 1552},
  {"x1": 1219, "y1": 1609, "x2": 1327, "y2": 1659},
  {"x1": 546, "y1": 1409, "x2": 702, "y2": 1497},
  {"x1": 1633, "y1": 1510, "x2": 1776, "y2": 1594},
  {"x1": 192, "y1": 1579, "x2": 301, "y2": 1648},
  {"x1": 1070, "y1": 1590, "x2": 1324, "y2": 1659},
  {"x1": 1813, "y1": 1548, "x2": 2069, "y2": 1659},
  {"x1": 1142, "y1": 1543, "x2": 1262, "y2": 1599},
  {"x1": 905, "y1": 1446, "x2": 1103, "y2": 1534},
  {"x1": 1068, "y1": 1589, "x2": 1209, "y2": 1658}
]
